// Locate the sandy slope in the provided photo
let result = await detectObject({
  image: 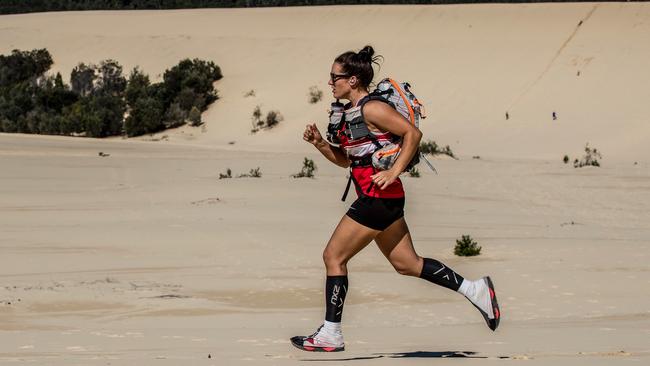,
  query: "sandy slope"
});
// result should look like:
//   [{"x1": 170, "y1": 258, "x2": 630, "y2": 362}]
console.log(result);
[
  {"x1": 1, "y1": 3, "x2": 650, "y2": 160},
  {"x1": 1, "y1": 3, "x2": 650, "y2": 365}
]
